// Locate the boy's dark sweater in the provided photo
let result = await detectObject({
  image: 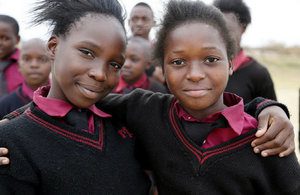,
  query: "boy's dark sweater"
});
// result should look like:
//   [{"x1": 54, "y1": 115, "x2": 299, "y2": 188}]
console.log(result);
[
  {"x1": 98, "y1": 89, "x2": 300, "y2": 195},
  {"x1": 225, "y1": 58, "x2": 277, "y2": 103},
  {"x1": 0, "y1": 103, "x2": 150, "y2": 194},
  {"x1": 0, "y1": 86, "x2": 31, "y2": 119}
]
